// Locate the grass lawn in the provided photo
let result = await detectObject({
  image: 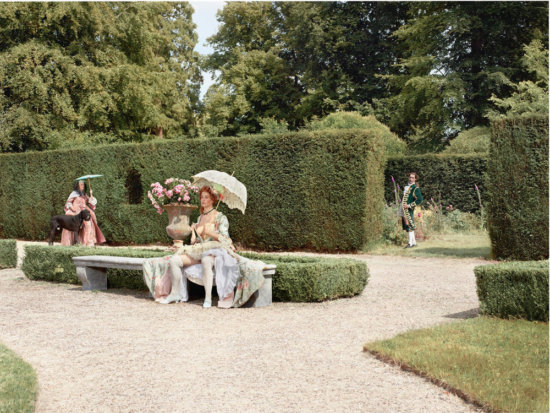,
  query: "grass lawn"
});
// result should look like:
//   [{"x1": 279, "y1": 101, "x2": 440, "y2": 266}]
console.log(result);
[
  {"x1": 0, "y1": 343, "x2": 37, "y2": 413},
  {"x1": 364, "y1": 317, "x2": 549, "y2": 413},
  {"x1": 369, "y1": 232, "x2": 491, "y2": 259}
]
